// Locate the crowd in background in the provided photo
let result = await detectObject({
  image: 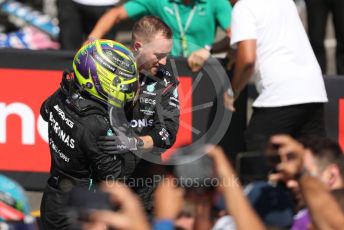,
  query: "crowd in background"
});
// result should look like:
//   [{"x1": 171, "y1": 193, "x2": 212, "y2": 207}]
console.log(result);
[{"x1": 2, "y1": 136, "x2": 344, "y2": 230}]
